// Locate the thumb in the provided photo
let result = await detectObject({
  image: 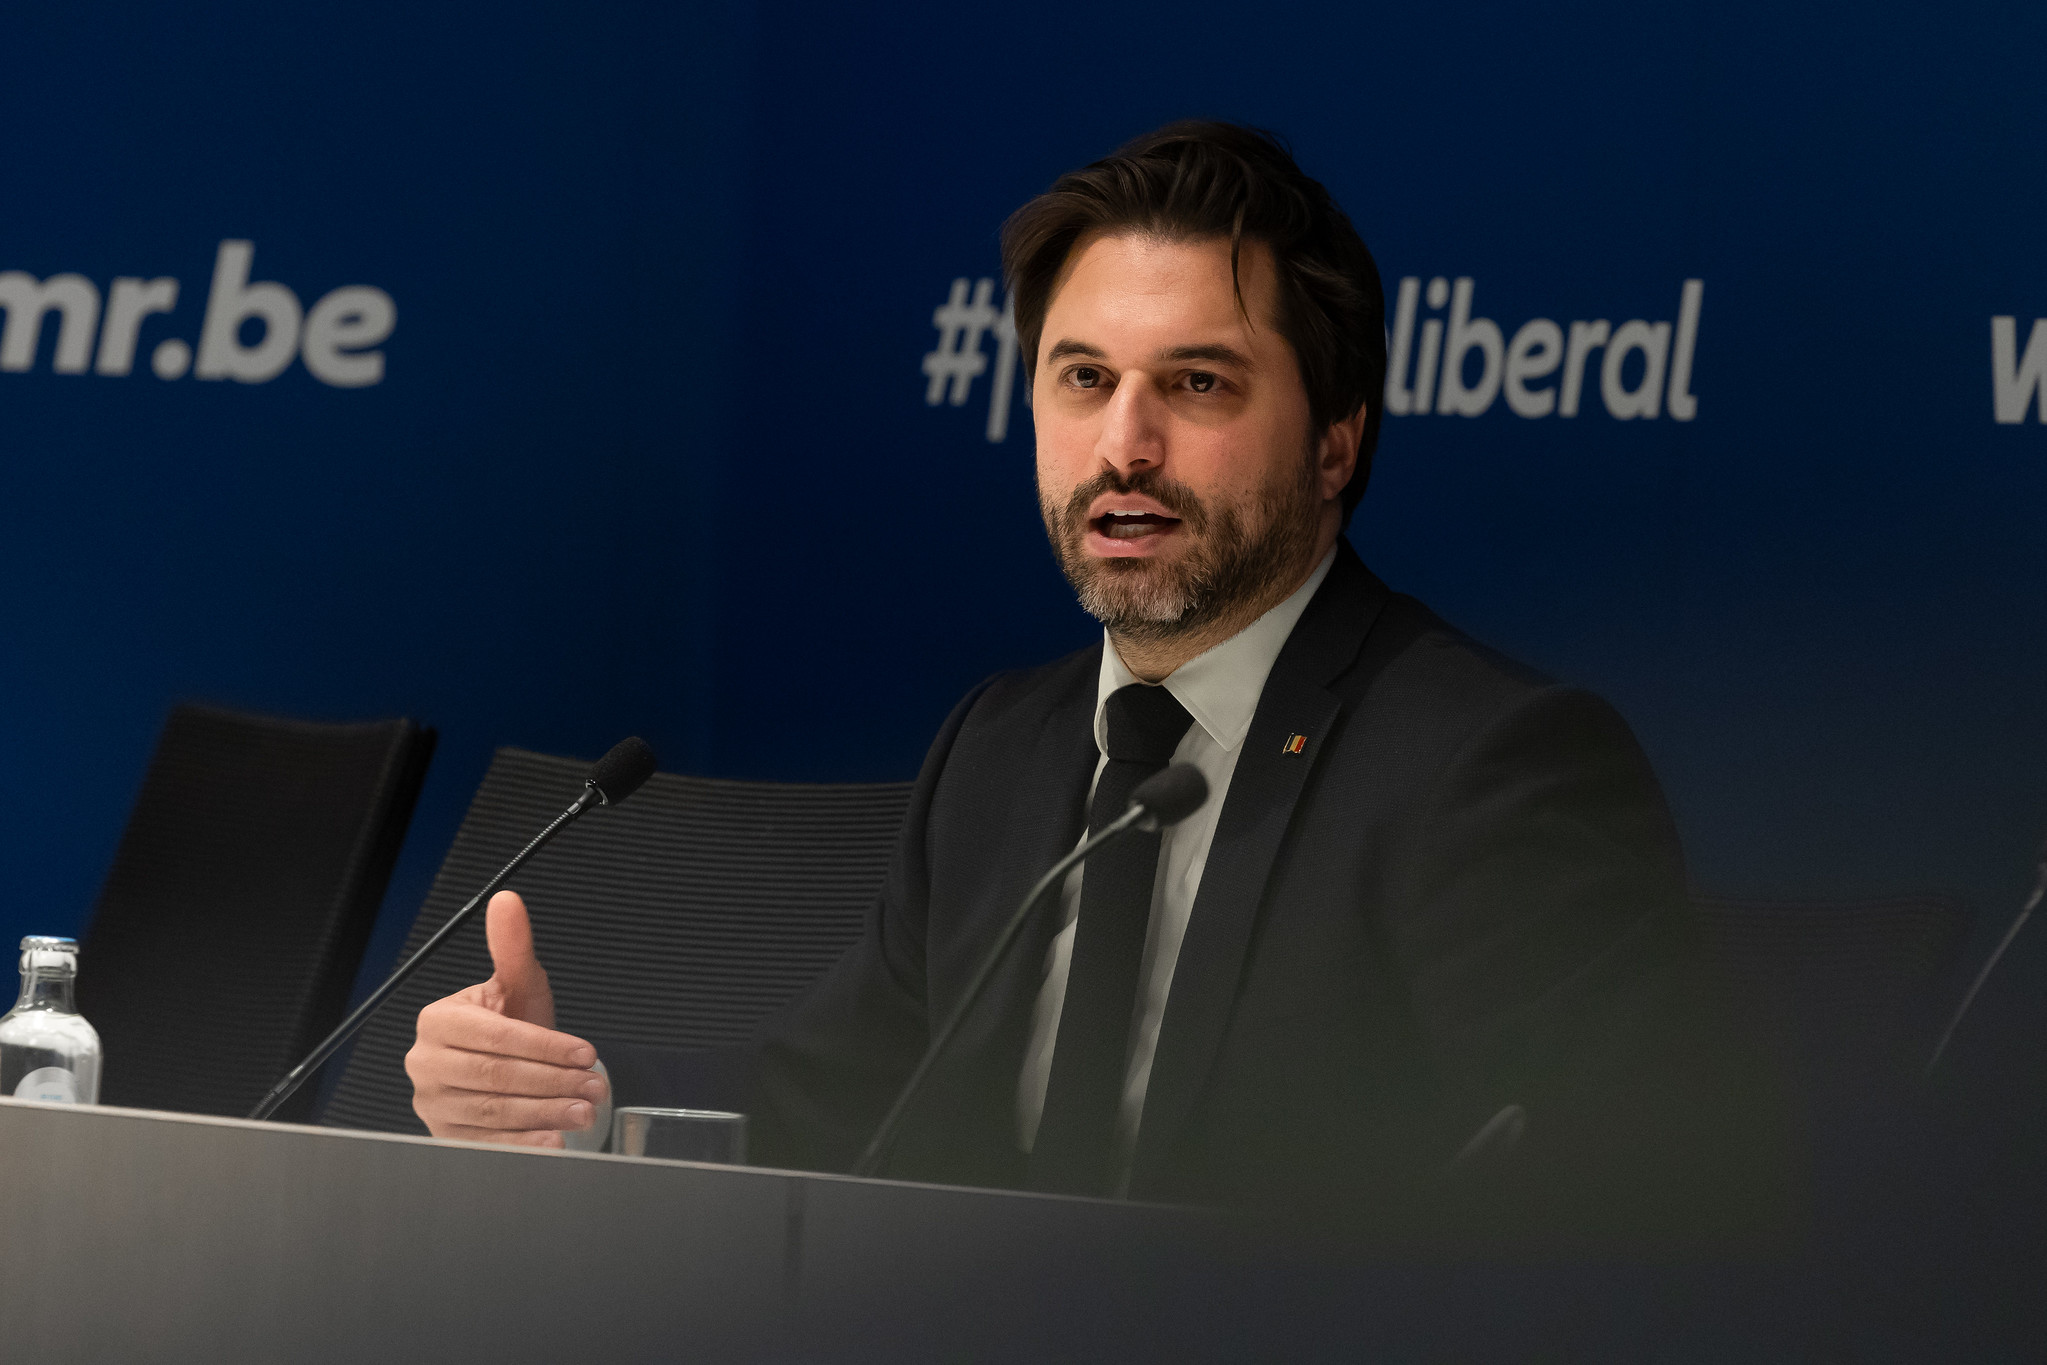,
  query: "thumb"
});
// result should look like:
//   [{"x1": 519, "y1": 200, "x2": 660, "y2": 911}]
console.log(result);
[{"x1": 483, "y1": 889, "x2": 555, "y2": 1029}]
